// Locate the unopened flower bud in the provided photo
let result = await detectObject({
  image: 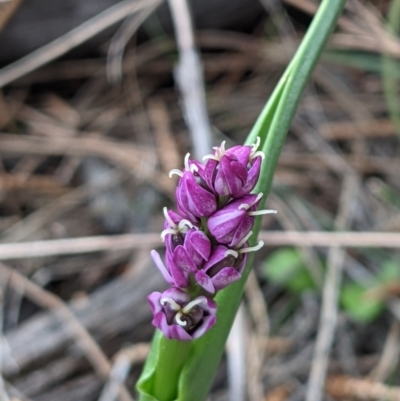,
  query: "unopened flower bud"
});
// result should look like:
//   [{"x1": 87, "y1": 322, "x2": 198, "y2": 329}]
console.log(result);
[
  {"x1": 170, "y1": 154, "x2": 217, "y2": 222},
  {"x1": 203, "y1": 138, "x2": 264, "y2": 198},
  {"x1": 207, "y1": 193, "x2": 276, "y2": 247}
]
